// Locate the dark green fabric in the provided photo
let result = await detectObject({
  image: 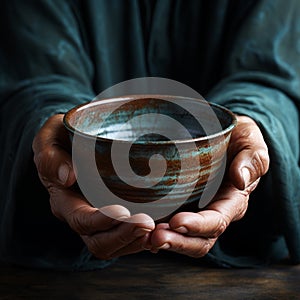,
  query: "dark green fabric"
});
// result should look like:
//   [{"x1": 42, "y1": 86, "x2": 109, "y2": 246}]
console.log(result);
[{"x1": 0, "y1": 0, "x2": 299, "y2": 270}]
